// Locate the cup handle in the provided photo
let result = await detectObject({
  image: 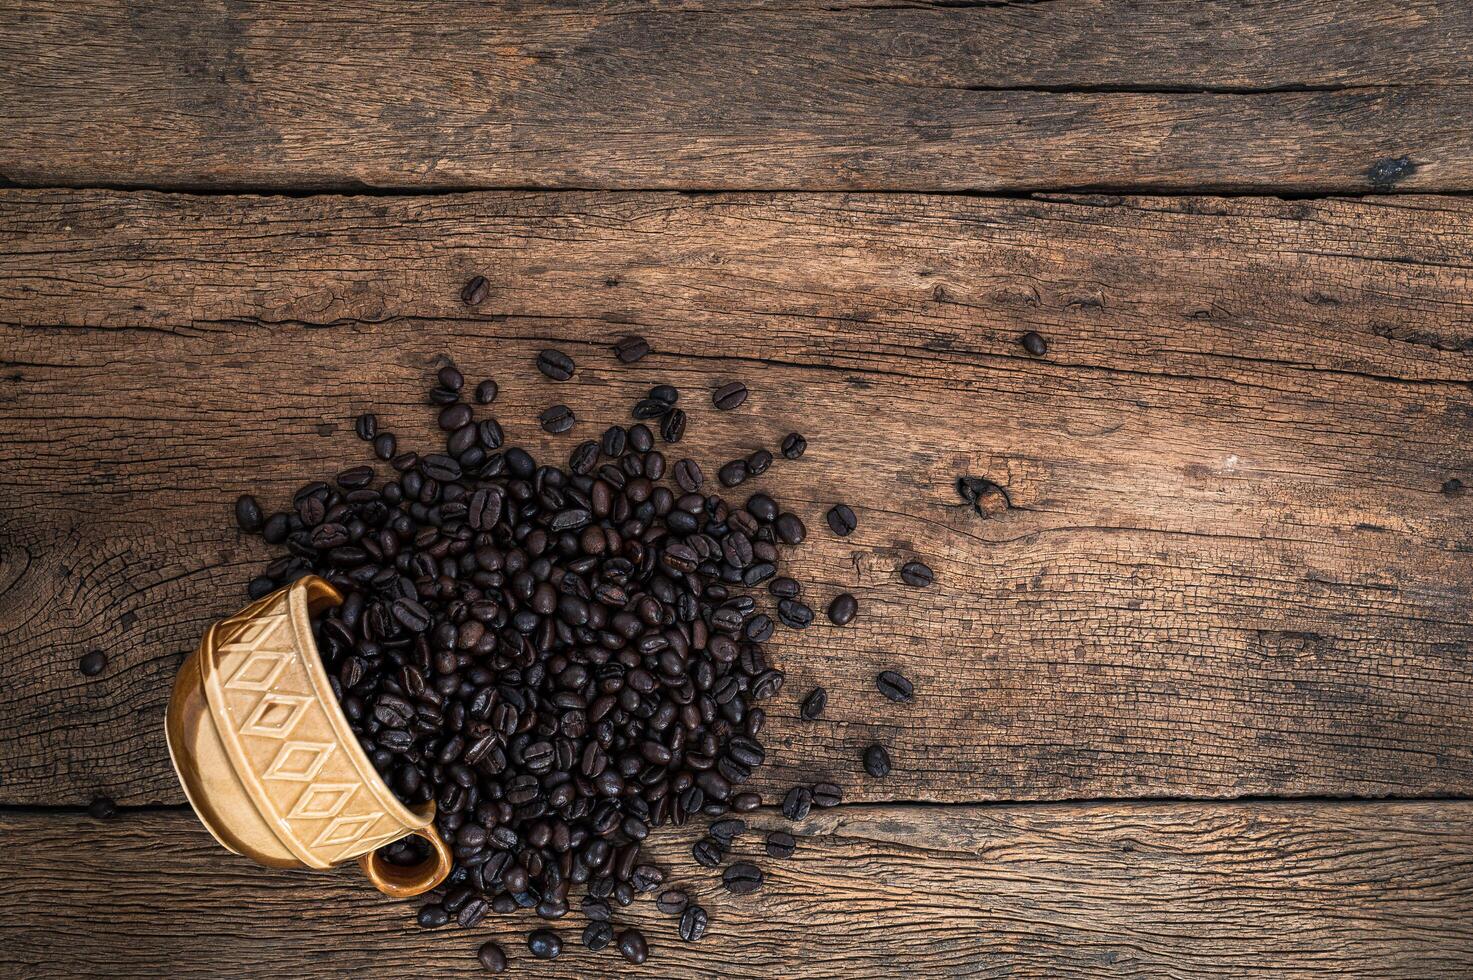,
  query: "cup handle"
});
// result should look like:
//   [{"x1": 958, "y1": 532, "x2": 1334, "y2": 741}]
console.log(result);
[{"x1": 357, "y1": 825, "x2": 454, "y2": 899}]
